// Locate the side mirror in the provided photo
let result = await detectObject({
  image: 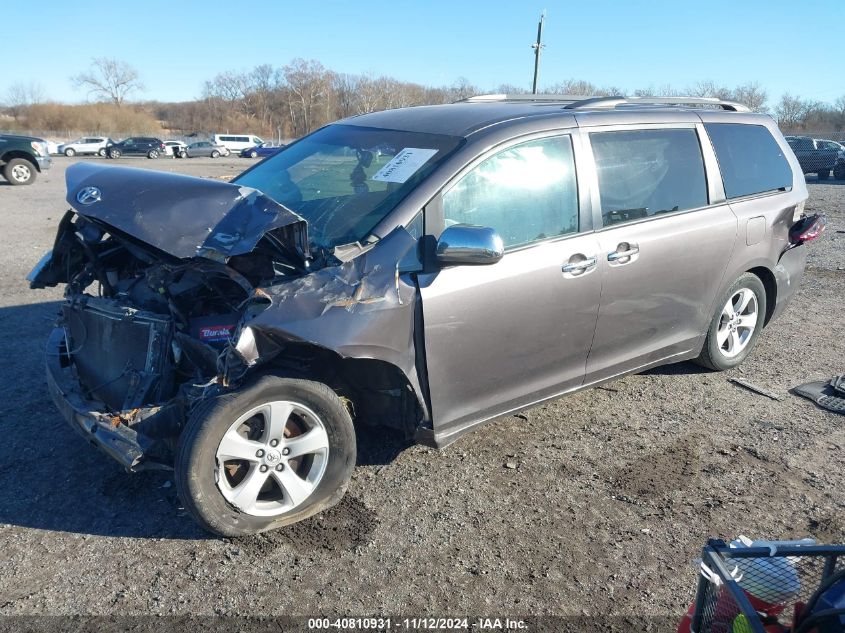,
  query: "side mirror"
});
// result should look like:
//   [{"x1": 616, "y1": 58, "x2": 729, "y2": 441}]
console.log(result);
[{"x1": 436, "y1": 224, "x2": 504, "y2": 266}]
